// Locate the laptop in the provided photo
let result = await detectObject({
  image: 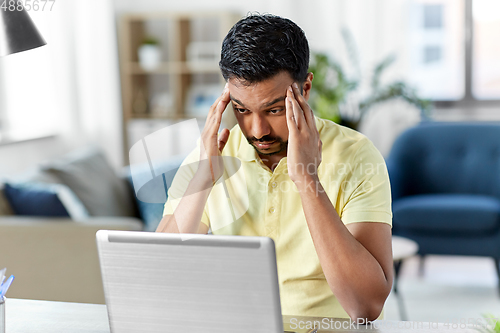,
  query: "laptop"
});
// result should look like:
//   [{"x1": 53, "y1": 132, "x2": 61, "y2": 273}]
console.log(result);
[{"x1": 96, "y1": 230, "x2": 317, "y2": 333}]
